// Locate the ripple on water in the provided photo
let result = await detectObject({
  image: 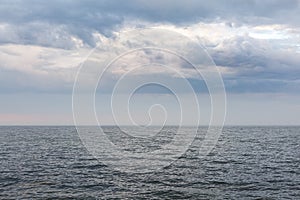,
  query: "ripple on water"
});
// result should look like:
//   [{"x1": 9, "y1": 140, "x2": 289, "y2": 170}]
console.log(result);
[{"x1": 0, "y1": 126, "x2": 299, "y2": 199}]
